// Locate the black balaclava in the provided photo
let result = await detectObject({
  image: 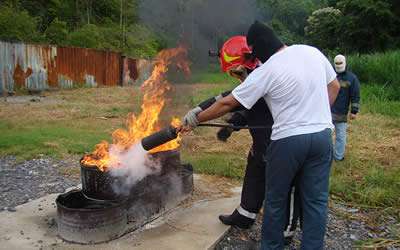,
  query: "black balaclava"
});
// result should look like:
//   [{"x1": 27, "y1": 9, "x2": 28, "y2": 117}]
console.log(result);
[{"x1": 246, "y1": 21, "x2": 284, "y2": 63}]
